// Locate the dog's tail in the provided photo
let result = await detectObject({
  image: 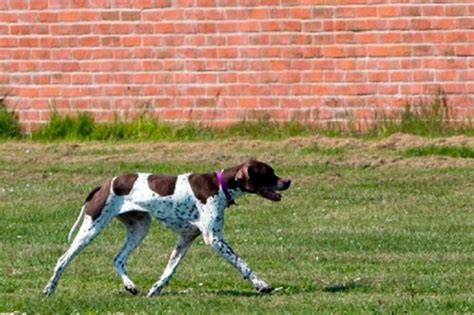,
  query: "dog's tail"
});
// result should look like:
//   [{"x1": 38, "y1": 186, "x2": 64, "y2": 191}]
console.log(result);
[
  {"x1": 67, "y1": 204, "x2": 86, "y2": 243},
  {"x1": 67, "y1": 185, "x2": 101, "y2": 243}
]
